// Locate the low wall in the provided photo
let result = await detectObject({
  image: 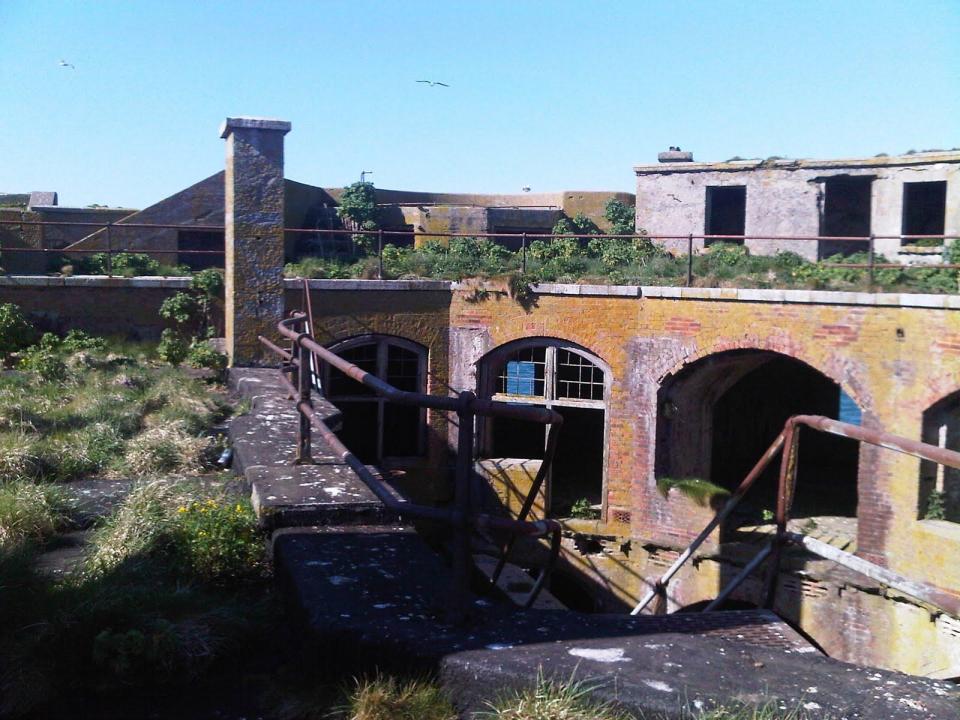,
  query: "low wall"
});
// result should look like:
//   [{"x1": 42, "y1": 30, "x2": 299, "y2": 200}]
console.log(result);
[{"x1": 0, "y1": 276, "x2": 192, "y2": 339}]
